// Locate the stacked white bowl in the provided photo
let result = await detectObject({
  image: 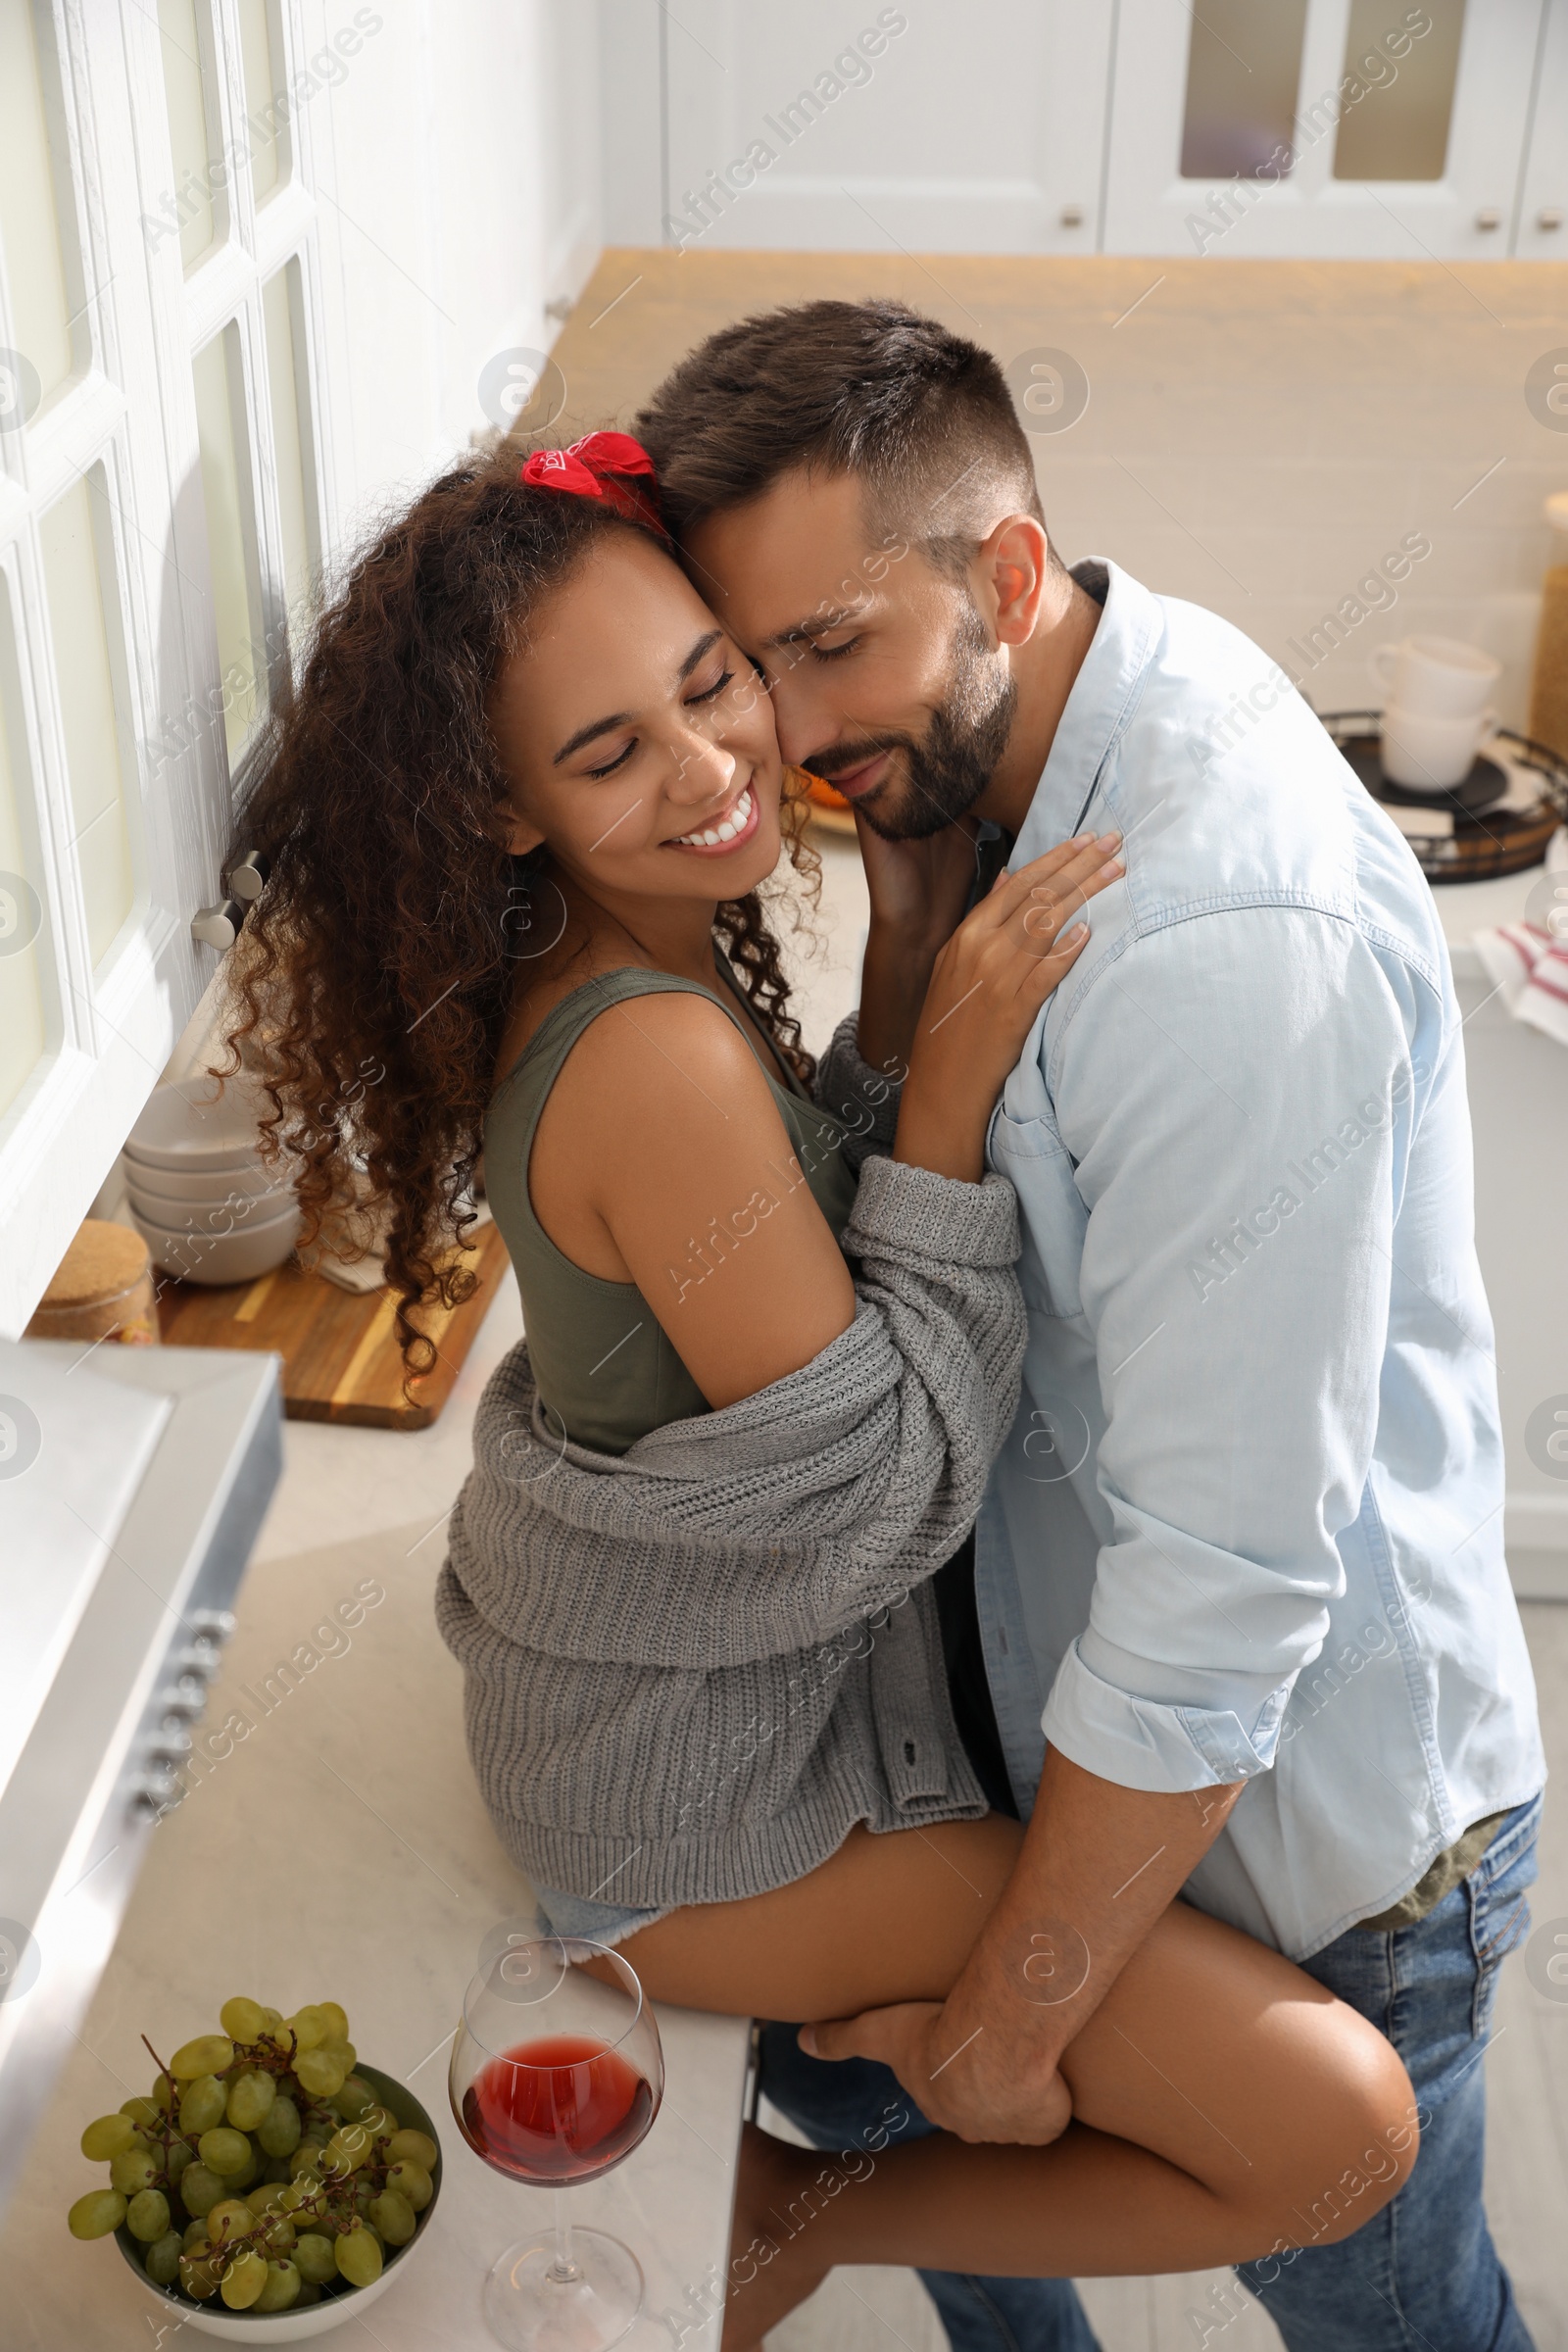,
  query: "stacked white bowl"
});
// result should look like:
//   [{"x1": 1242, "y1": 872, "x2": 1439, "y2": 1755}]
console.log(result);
[{"x1": 123, "y1": 1073, "x2": 301, "y2": 1286}]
